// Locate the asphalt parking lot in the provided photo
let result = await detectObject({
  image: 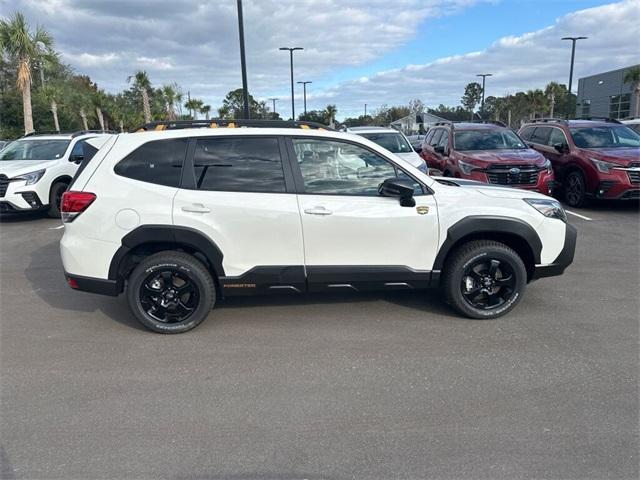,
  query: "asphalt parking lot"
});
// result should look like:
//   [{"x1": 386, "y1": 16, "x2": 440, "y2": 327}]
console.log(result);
[{"x1": 1, "y1": 202, "x2": 638, "y2": 480}]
